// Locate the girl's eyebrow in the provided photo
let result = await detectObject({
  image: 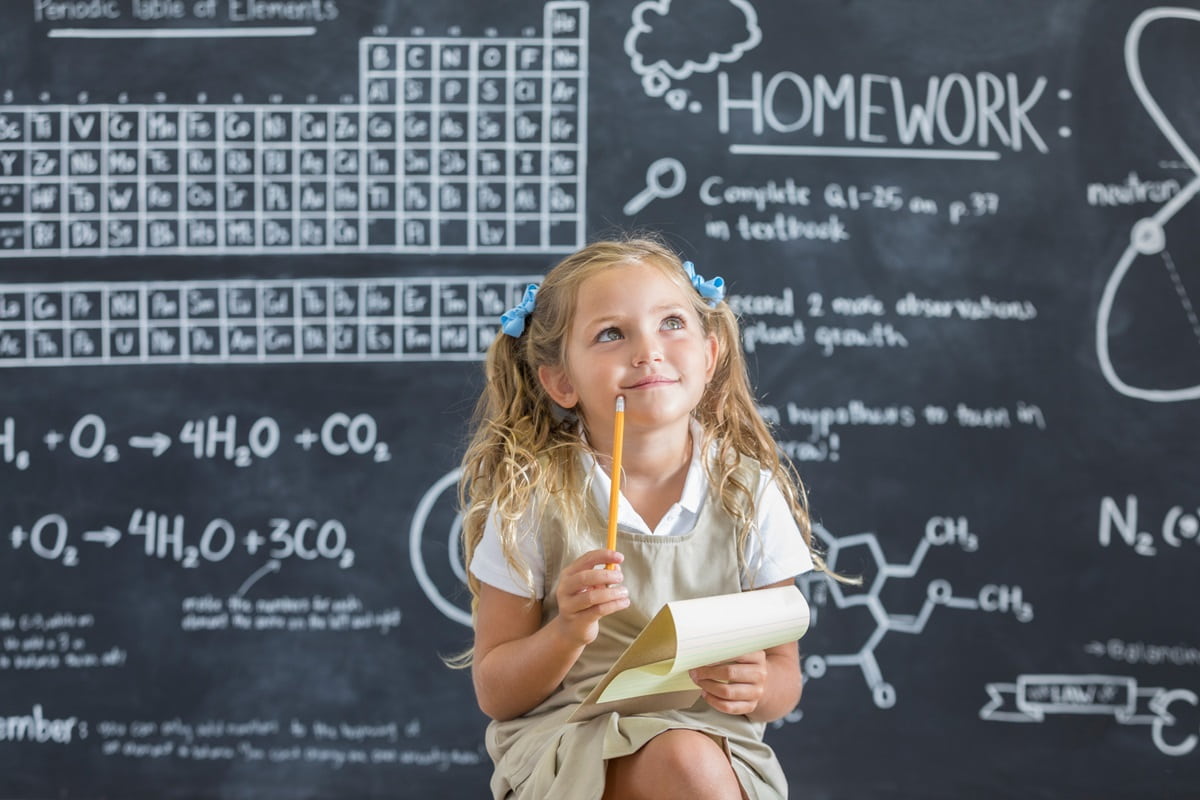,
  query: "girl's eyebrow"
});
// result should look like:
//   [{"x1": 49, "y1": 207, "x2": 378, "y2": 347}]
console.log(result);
[
  {"x1": 581, "y1": 303, "x2": 687, "y2": 328},
  {"x1": 576, "y1": 314, "x2": 619, "y2": 333}
]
